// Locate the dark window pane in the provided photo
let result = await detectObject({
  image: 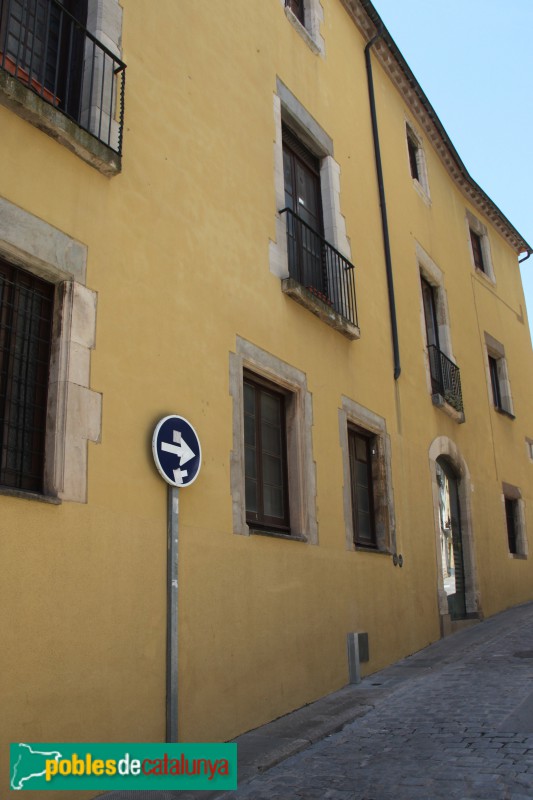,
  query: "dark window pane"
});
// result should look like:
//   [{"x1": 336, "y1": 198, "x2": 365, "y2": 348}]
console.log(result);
[
  {"x1": 262, "y1": 452, "x2": 283, "y2": 487},
  {"x1": 245, "y1": 445, "x2": 257, "y2": 480},
  {"x1": 285, "y1": 0, "x2": 305, "y2": 25},
  {"x1": 421, "y1": 277, "x2": 439, "y2": 349},
  {"x1": 244, "y1": 381, "x2": 255, "y2": 415},
  {"x1": 488, "y1": 356, "x2": 502, "y2": 409},
  {"x1": 244, "y1": 413, "x2": 256, "y2": 447},
  {"x1": 261, "y1": 392, "x2": 281, "y2": 425},
  {"x1": 244, "y1": 375, "x2": 289, "y2": 531},
  {"x1": 349, "y1": 428, "x2": 377, "y2": 548},
  {"x1": 355, "y1": 435, "x2": 367, "y2": 462},
  {"x1": 470, "y1": 229, "x2": 485, "y2": 272},
  {"x1": 505, "y1": 498, "x2": 518, "y2": 554},
  {"x1": 261, "y1": 421, "x2": 281, "y2": 457},
  {"x1": 245, "y1": 477, "x2": 258, "y2": 513},
  {"x1": 407, "y1": 135, "x2": 419, "y2": 181},
  {"x1": 264, "y1": 484, "x2": 284, "y2": 519}
]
